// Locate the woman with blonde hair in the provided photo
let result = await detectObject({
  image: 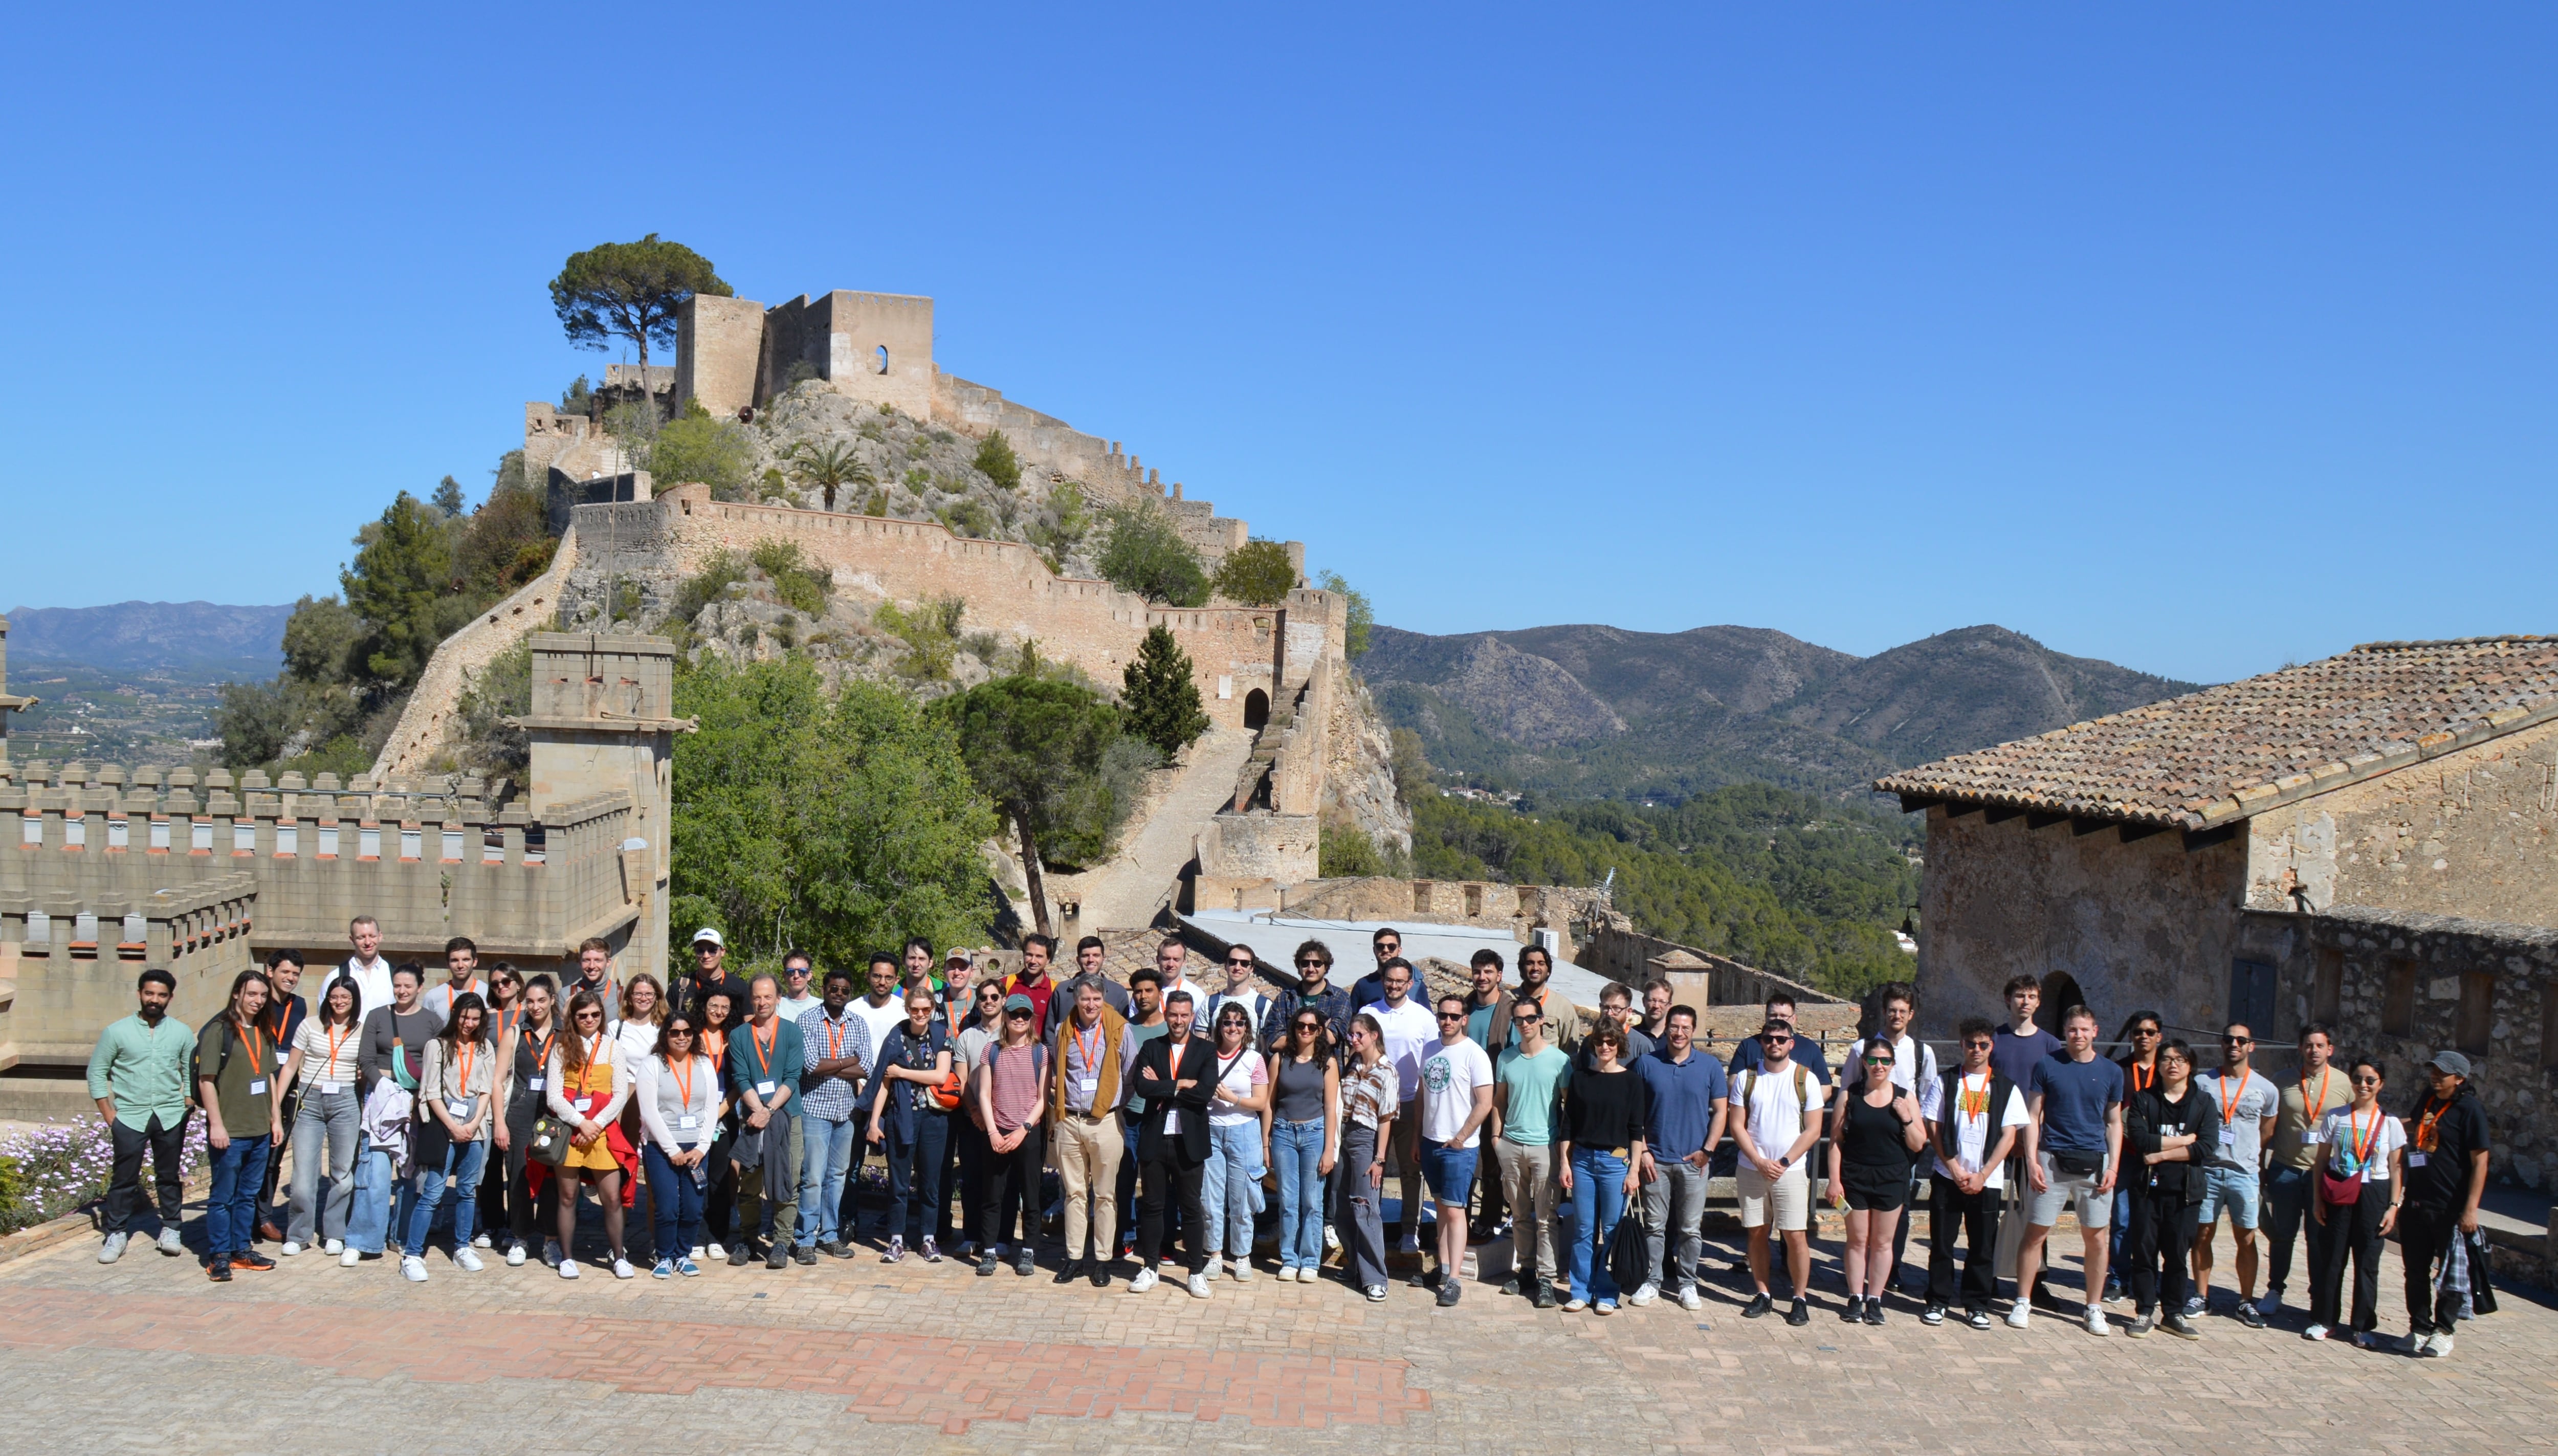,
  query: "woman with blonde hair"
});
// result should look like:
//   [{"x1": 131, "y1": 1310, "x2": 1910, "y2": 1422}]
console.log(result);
[
  {"x1": 545, "y1": 988, "x2": 637, "y2": 1279},
  {"x1": 615, "y1": 973, "x2": 668, "y2": 1263}
]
